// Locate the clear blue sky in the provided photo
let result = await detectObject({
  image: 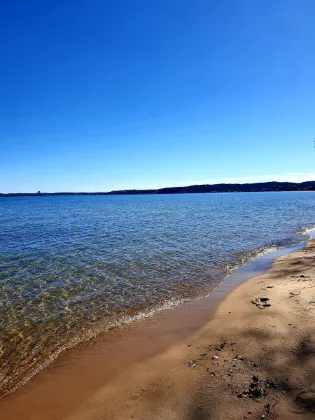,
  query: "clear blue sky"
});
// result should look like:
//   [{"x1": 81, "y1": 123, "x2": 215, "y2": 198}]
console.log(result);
[{"x1": 1, "y1": 0, "x2": 315, "y2": 192}]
